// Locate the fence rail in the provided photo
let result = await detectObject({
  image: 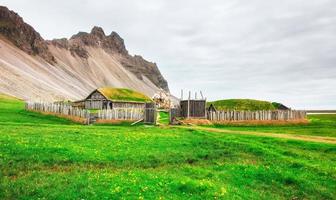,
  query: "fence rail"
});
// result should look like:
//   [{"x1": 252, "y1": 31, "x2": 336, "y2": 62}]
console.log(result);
[
  {"x1": 97, "y1": 108, "x2": 144, "y2": 120},
  {"x1": 25, "y1": 102, "x2": 90, "y2": 119},
  {"x1": 207, "y1": 110, "x2": 306, "y2": 121}
]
